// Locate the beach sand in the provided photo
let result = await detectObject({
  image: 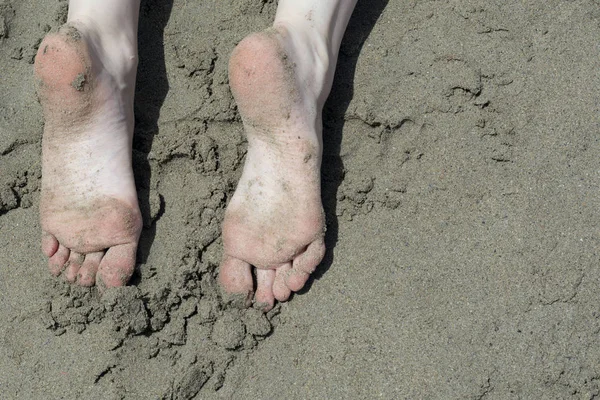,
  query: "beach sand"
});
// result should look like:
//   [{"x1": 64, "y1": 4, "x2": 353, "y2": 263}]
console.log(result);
[{"x1": 2, "y1": 0, "x2": 600, "y2": 398}]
